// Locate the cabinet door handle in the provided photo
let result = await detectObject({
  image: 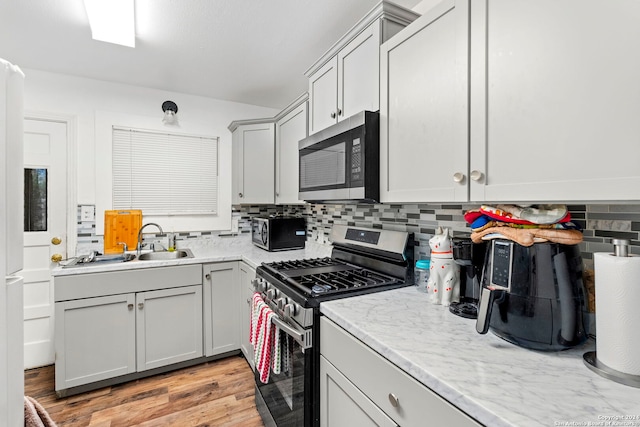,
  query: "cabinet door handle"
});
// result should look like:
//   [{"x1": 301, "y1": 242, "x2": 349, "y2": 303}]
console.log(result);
[
  {"x1": 388, "y1": 393, "x2": 399, "y2": 408},
  {"x1": 205, "y1": 273, "x2": 211, "y2": 280},
  {"x1": 337, "y1": 108, "x2": 342, "y2": 116},
  {"x1": 470, "y1": 170, "x2": 484, "y2": 182},
  {"x1": 138, "y1": 303, "x2": 144, "y2": 310},
  {"x1": 330, "y1": 111, "x2": 336, "y2": 119},
  {"x1": 452, "y1": 172, "x2": 465, "y2": 183},
  {"x1": 239, "y1": 192, "x2": 243, "y2": 198},
  {"x1": 128, "y1": 304, "x2": 133, "y2": 310}
]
